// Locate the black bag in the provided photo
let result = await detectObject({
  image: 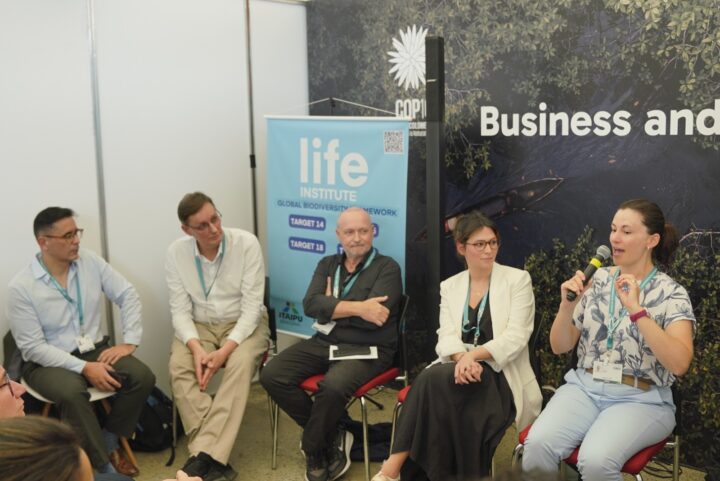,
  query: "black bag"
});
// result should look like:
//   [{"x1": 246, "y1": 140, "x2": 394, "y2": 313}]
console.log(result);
[
  {"x1": 342, "y1": 419, "x2": 393, "y2": 462},
  {"x1": 129, "y1": 387, "x2": 182, "y2": 460}
]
